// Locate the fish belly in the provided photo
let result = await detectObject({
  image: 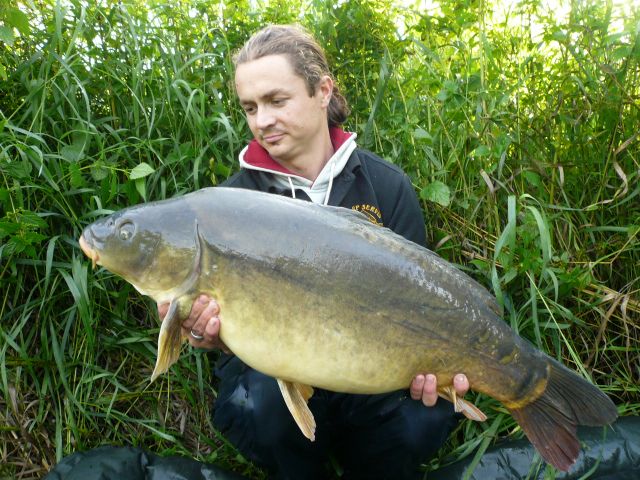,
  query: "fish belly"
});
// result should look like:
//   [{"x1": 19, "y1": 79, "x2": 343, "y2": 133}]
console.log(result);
[
  {"x1": 188, "y1": 188, "x2": 549, "y2": 403},
  {"x1": 210, "y1": 255, "x2": 547, "y2": 402}
]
